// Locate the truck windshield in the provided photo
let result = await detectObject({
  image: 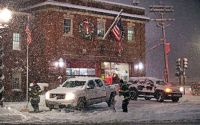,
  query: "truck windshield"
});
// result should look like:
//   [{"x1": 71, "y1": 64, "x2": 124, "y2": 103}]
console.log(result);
[
  {"x1": 62, "y1": 81, "x2": 85, "y2": 88},
  {"x1": 156, "y1": 81, "x2": 167, "y2": 85}
]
